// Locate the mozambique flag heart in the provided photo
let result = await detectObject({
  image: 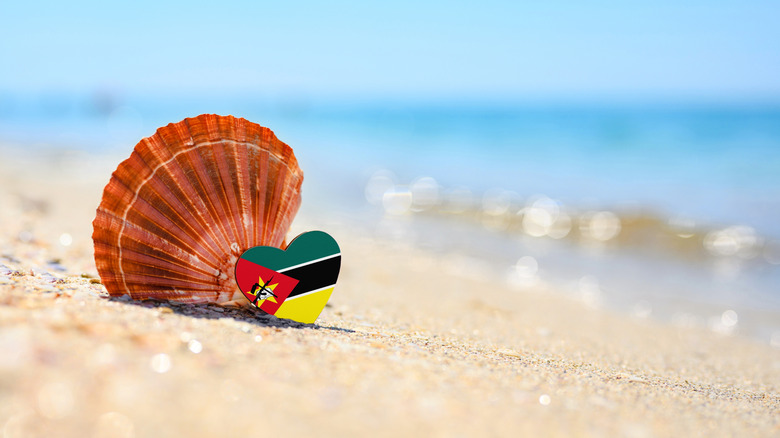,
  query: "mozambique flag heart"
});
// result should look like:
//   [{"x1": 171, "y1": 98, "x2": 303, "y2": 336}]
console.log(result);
[{"x1": 235, "y1": 231, "x2": 341, "y2": 324}]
